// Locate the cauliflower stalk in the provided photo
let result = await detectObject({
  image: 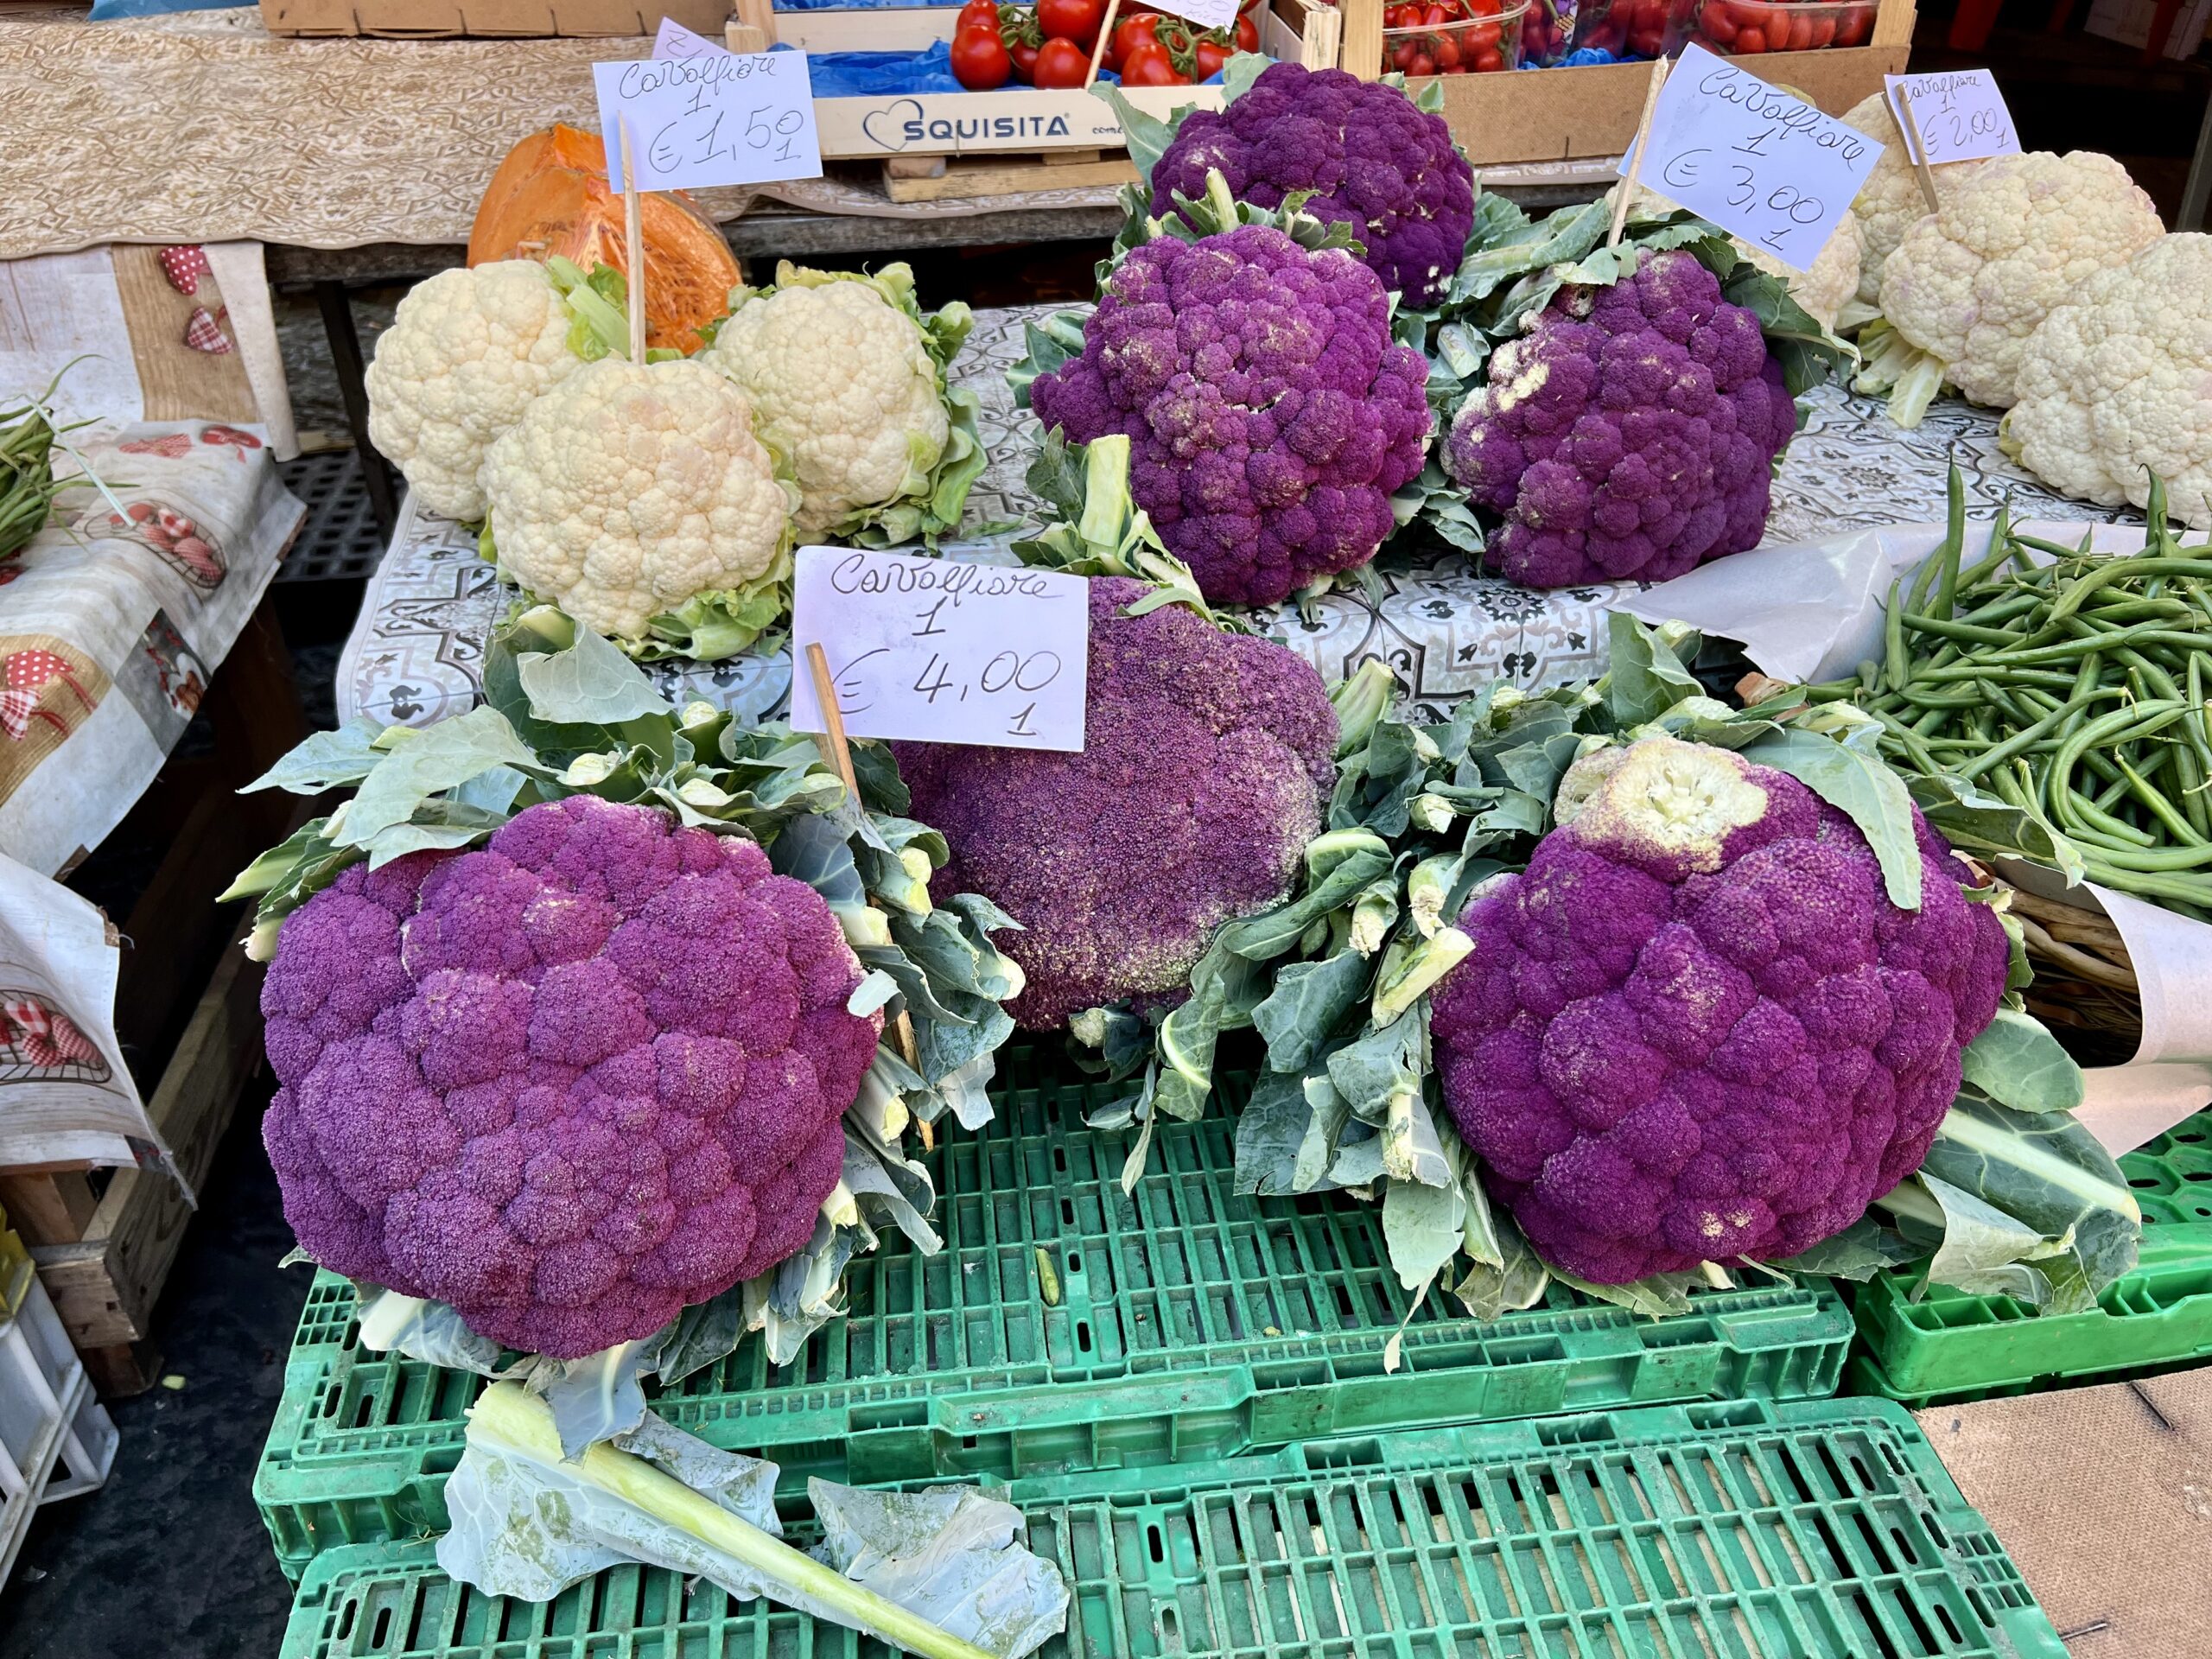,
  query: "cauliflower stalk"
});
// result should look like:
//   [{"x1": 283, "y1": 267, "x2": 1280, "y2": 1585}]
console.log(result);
[
  {"x1": 699, "y1": 261, "x2": 985, "y2": 546},
  {"x1": 365, "y1": 257, "x2": 634, "y2": 523},
  {"x1": 1088, "y1": 614, "x2": 2135, "y2": 1321},
  {"x1": 1858, "y1": 150, "x2": 2164, "y2": 427},
  {"x1": 479, "y1": 355, "x2": 800, "y2": 661},
  {"x1": 1013, "y1": 170, "x2": 1432, "y2": 608},
  {"x1": 226, "y1": 611, "x2": 1025, "y2": 1375},
  {"x1": 893, "y1": 575, "x2": 1338, "y2": 1030},
  {"x1": 1999, "y1": 232, "x2": 2212, "y2": 526},
  {"x1": 1110, "y1": 60, "x2": 1476, "y2": 309},
  {"x1": 1412, "y1": 197, "x2": 1847, "y2": 588}
]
